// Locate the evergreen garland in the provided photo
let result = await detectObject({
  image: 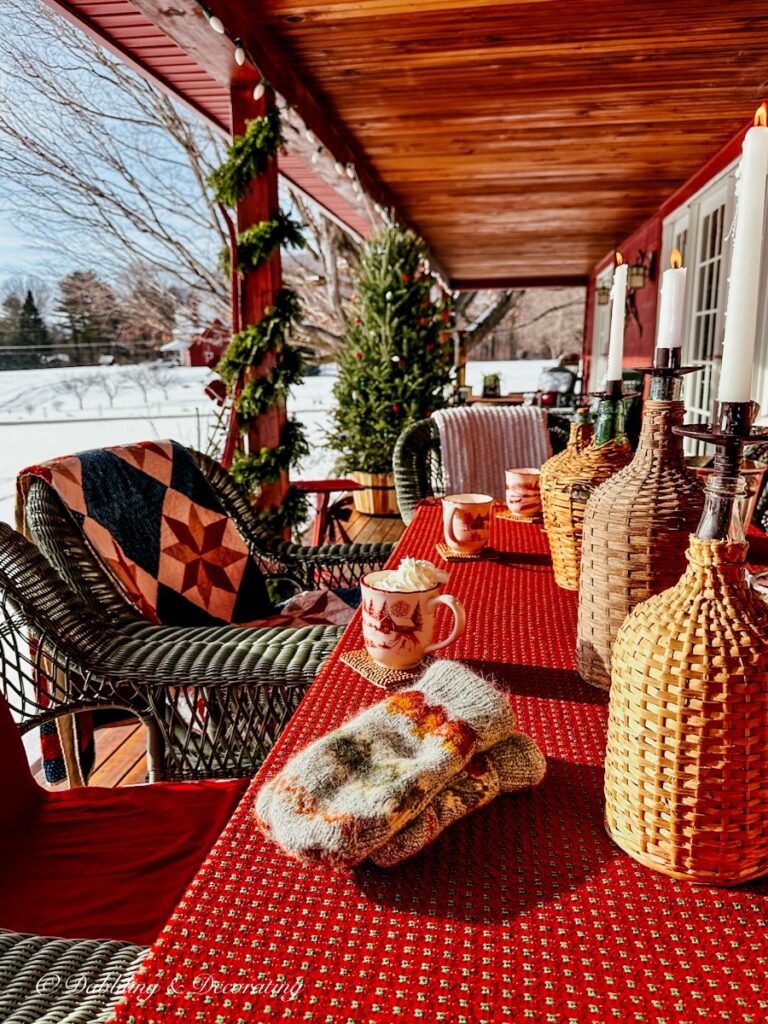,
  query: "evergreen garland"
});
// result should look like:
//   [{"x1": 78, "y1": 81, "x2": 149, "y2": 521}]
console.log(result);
[
  {"x1": 328, "y1": 225, "x2": 454, "y2": 475},
  {"x1": 209, "y1": 103, "x2": 308, "y2": 538},
  {"x1": 235, "y1": 349, "x2": 303, "y2": 421},
  {"x1": 217, "y1": 288, "x2": 302, "y2": 385},
  {"x1": 221, "y1": 213, "x2": 305, "y2": 276},
  {"x1": 207, "y1": 111, "x2": 283, "y2": 207},
  {"x1": 231, "y1": 420, "x2": 309, "y2": 487}
]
